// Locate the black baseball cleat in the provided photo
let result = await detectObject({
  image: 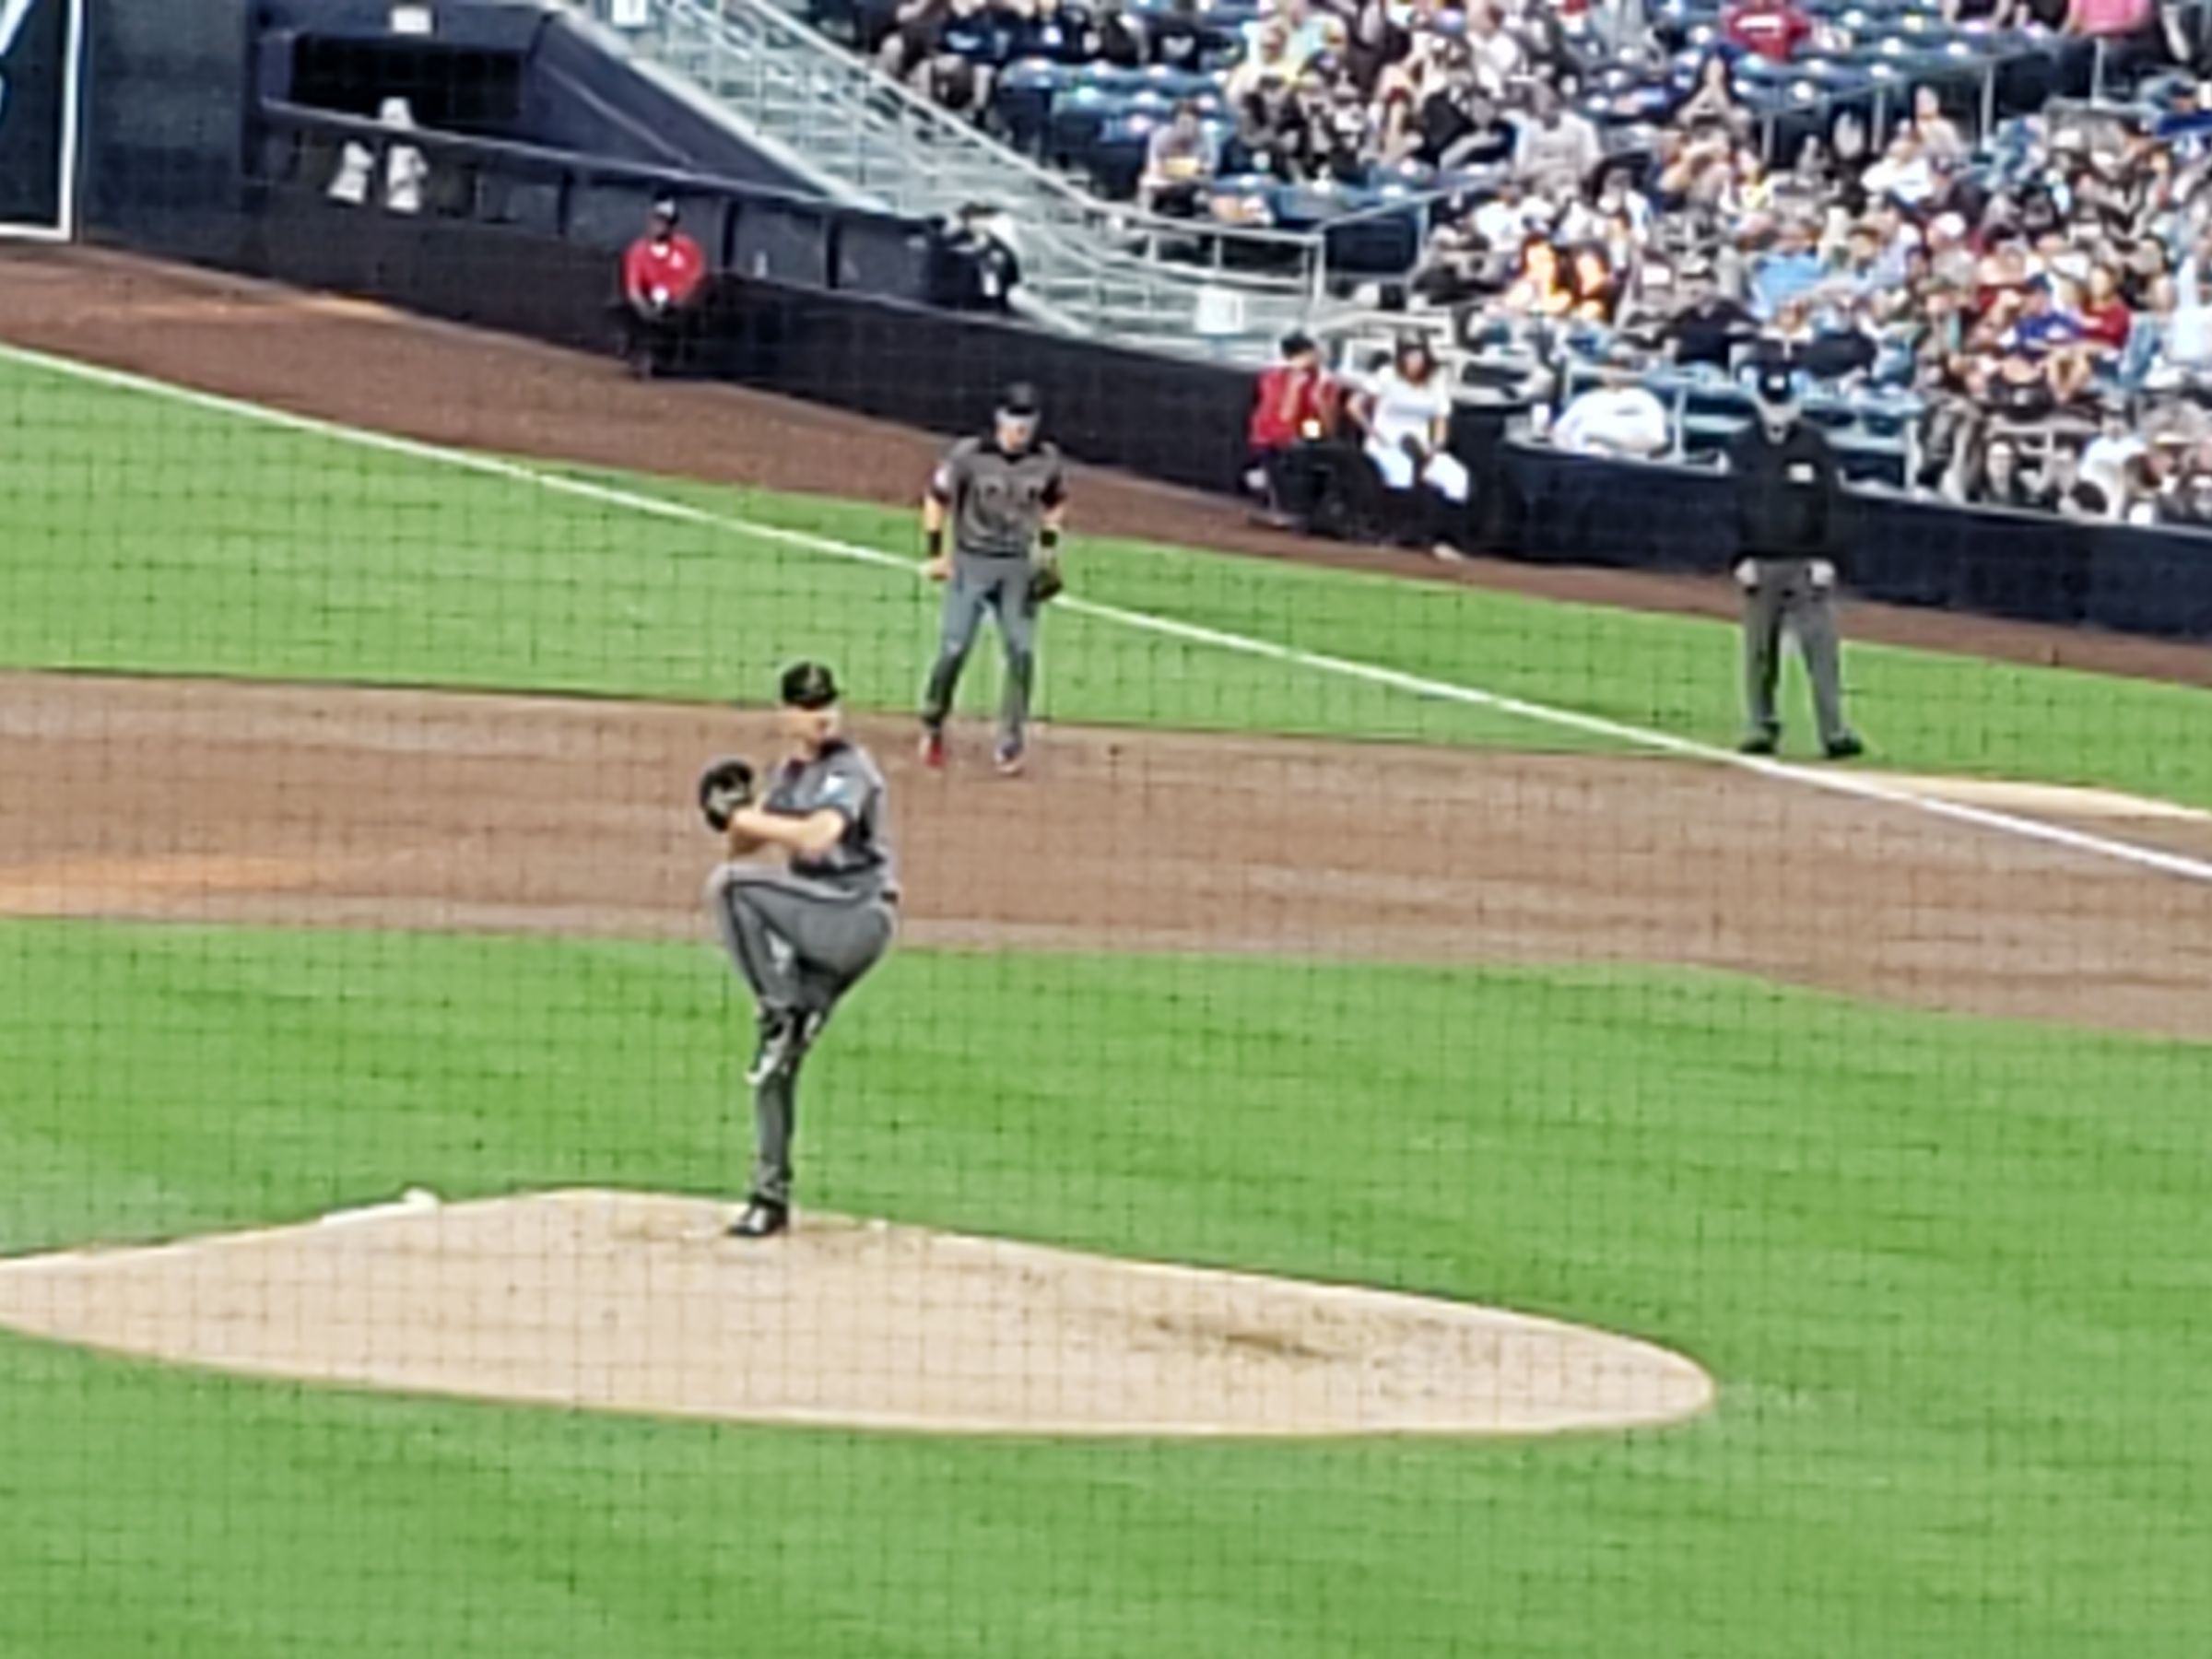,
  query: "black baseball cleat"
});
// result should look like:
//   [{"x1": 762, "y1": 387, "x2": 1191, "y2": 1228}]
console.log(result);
[
  {"x1": 994, "y1": 744, "x2": 1026, "y2": 778},
  {"x1": 728, "y1": 1199, "x2": 789, "y2": 1240},
  {"x1": 1738, "y1": 732, "x2": 1779, "y2": 757},
  {"x1": 1824, "y1": 734, "x2": 1866, "y2": 761}
]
